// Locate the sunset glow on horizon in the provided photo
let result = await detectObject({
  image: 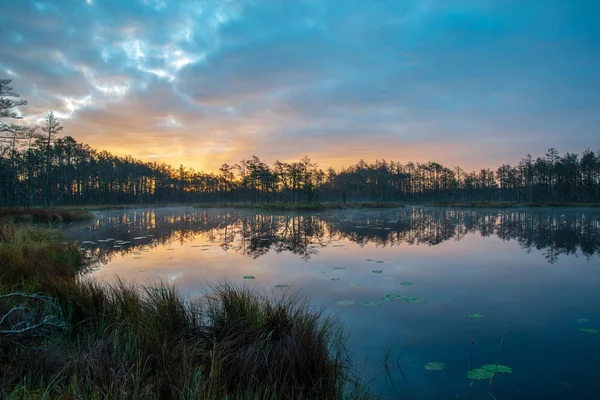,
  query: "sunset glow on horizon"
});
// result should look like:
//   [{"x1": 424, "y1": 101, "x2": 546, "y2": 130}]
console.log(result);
[{"x1": 1, "y1": 0, "x2": 599, "y2": 173}]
